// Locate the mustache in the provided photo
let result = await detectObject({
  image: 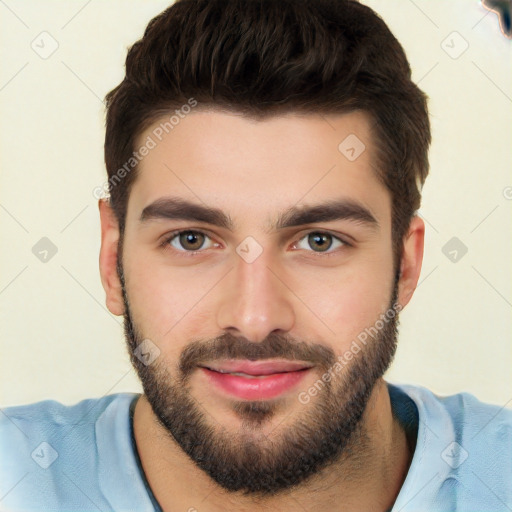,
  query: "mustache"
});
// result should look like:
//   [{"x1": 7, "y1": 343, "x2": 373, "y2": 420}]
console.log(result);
[{"x1": 179, "y1": 332, "x2": 336, "y2": 378}]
